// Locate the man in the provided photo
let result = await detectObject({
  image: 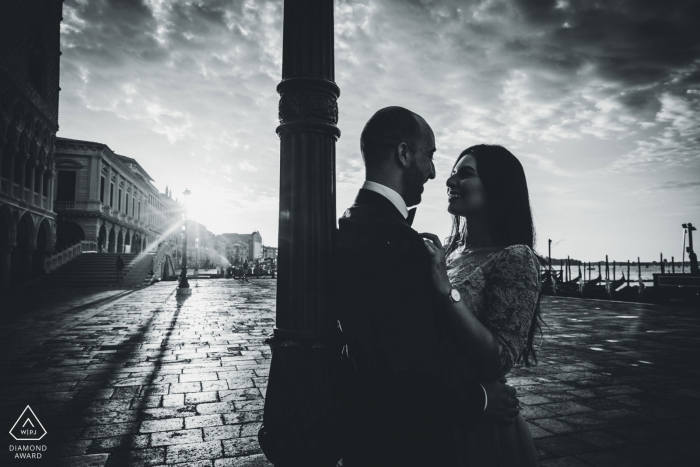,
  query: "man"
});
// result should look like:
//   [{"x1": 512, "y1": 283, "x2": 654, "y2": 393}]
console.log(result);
[
  {"x1": 336, "y1": 107, "x2": 519, "y2": 467},
  {"x1": 116, "y1": 254, "x2": 124, "y2": 284}
]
